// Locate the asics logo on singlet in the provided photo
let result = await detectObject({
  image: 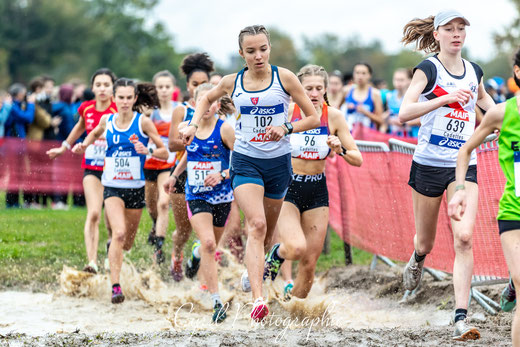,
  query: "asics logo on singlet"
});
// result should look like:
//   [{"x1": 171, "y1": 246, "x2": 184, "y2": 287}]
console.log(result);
[
  {"x1": 113, "y1": 150, "x2": 132, "y2": 157},
  {"x1": 304, "y1": 128, "x2": 324, "y2": 135},
  {"x1": 439, "y1": 137, "x2": 463, "y2": 149},
  {"x1": 241, "y1": 104, "x2": 284, "y2": 115}
]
